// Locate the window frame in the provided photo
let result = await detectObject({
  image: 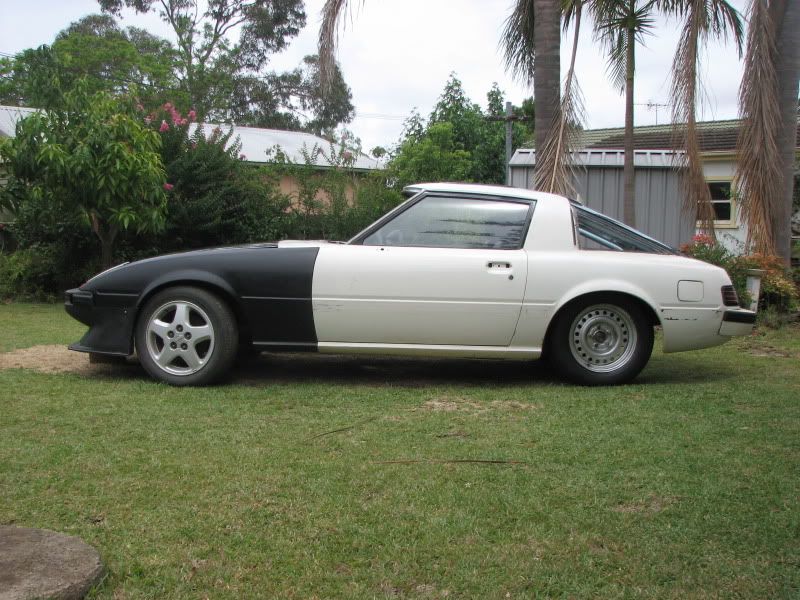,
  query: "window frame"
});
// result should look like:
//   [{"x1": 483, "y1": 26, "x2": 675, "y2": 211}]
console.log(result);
[
  {"x1": 348, "y1": 191, "x2": 536, "y2": 251},
  {"x1": 699, "y1": 178, "x2": 737, "y2": 229}
]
